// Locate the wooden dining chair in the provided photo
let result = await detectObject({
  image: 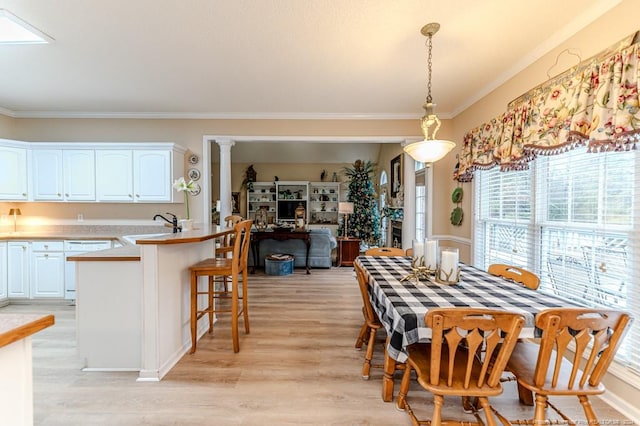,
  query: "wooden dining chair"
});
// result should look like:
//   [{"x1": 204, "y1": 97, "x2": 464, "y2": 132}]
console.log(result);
[
  {"x1": 356, "y1": 247, "x2": 405, "y2": 349},
  {"x1": 353, "y1": 261, "x2": 384, "y2": 379},
  {"x1": 216, "y1": 215, "x2": 244, "y2": 293},
  {"x1": 488, "y1": 263, "x2": 540, "y2": 290},
  {"x1": 364, "y1": 247, "x2": 405, "y2": 256},
  {"x1": 507, "y1": 308, "x2": 632, "y2": 426},
  {"x1": 188, "y1": 219, "x2": 253, "y2": 353},
  {"x1": 396, "y1": 308, "x2": 525, "y2": 426}
]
